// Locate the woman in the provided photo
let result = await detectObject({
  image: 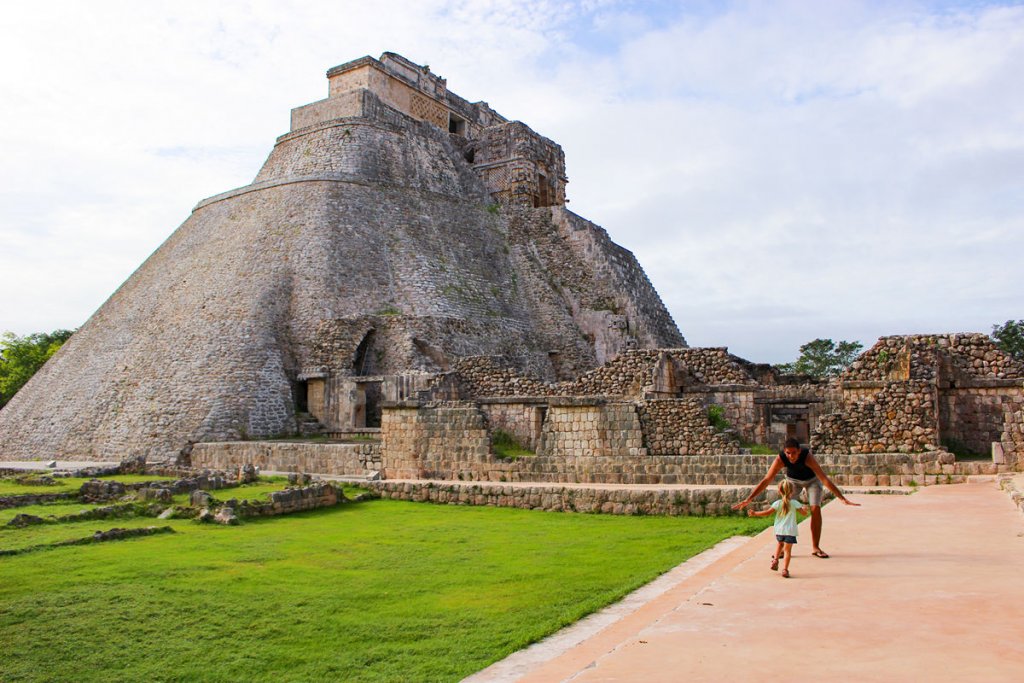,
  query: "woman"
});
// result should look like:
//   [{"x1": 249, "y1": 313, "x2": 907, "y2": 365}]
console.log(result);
[{"x1": 732, "y1": 437, "x2": 859, "y2": 558}]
